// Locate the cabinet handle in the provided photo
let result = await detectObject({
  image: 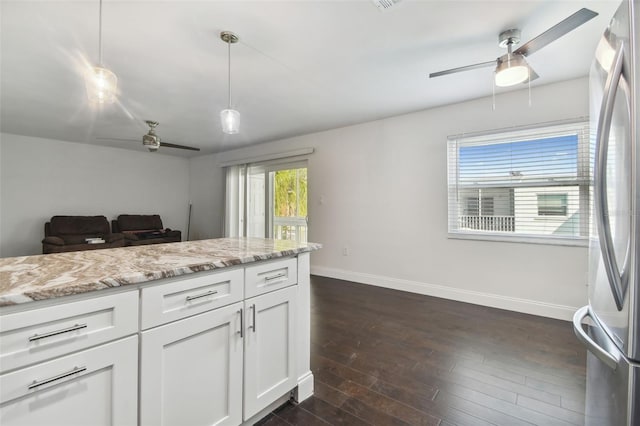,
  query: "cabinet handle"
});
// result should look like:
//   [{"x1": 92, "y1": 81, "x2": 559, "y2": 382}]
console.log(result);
[
  {"x1": 264, "y1": 272, "x2": 286, "y2": 282},
  {"x1": 186, "y1": 290, "x2": 218, "y2": 302},
  {"x1": 238, "y1": 309, "x2": 244, "y2": 338},
  {"x1": 28, "y1": 323, "x2": 87, "y2": 342},
  {"x1": 250, "y1": 304, "x2": 257, "y2": 333},
  {"x1": 28, "y1": 366, "x2": 87, "y2": 390}
]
